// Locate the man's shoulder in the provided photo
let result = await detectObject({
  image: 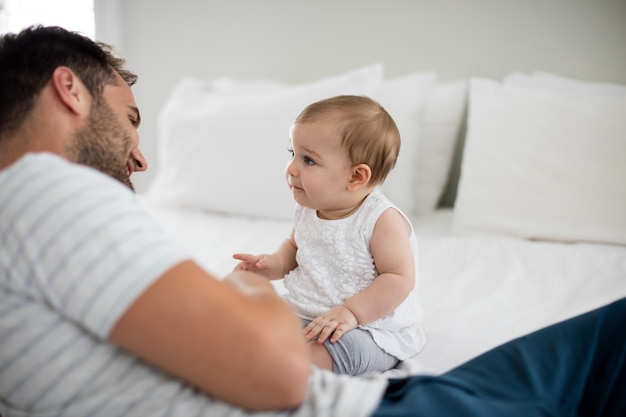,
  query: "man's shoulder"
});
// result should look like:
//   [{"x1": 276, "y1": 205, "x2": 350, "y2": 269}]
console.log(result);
[
  {"x1": 1, "y1": 152, "x2": 131, "y2": 197},
  {"x1": 5, "y1": 152, "x2": 73, "y2": 173},
  {"x1": 0, "y1": 151, "x2": 138, "y2": 238}
]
